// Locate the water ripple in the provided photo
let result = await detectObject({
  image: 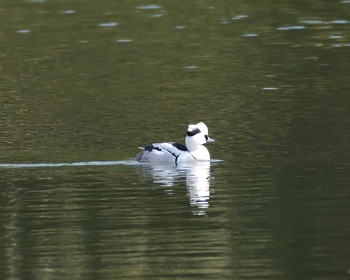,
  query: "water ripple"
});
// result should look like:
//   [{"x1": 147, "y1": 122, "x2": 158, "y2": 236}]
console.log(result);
[
  {"x1": 300, "y1": 20, "x2": 324, "y2": 25},
  {"x1": 63, "y1": 10, "x2": 76, "y2": 14},
  {"x1": 331, "y1": 19, "x2": 348, "y2": 24},
  {"x1": 232, "y1": 14, "x2": 248, "y2": 20},
  {"x1": 277, "y1": 25, "x2": 306, "y2": 30},
  {"x1": 329, "y1": 35, "x2": 343, "y2": 39},
  {"x1": 175, "y1": 25, "x2": 187, "y2": 29},
  {"x1": 0, "y1": 160, "x2": 141, "y2": 169},
  {"x1": 262, "y1": 87, "x2": 278, "y2": 91},
  {"x1": 98, "y1": 22, "x2": 119, "y2": 27},
  {"x1": 136, "y1": 5, "x2": 161, "y2": 10},
  {"x1": 17, "y1": 29, "x2": 30, "y2": 33},
  {"x1": 243, "y1": 33, "x2": 258, "y2": 37},
  {"x1": 116, "y1": 38, "x2": 133, "y2": 43}
]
